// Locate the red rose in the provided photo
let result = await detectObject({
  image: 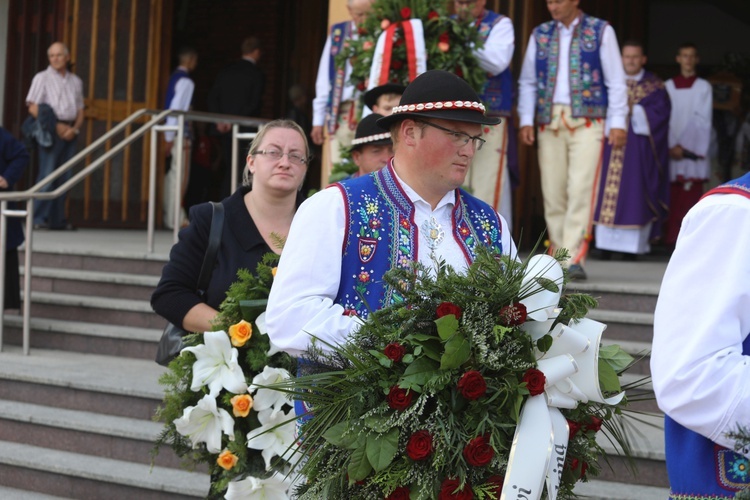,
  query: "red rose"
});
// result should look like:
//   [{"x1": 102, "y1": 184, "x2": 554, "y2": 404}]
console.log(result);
[
  {"x1": 485, "y1": 475, "x2": 504, "y2": 497},
  {"x1": 567, "y1": 419, "x2": 581, "y2": 440},
  {"x1": 438, "y1": 478, "x2": 474, "y2": 500},
  {"x1": 436, "y1": 301, "x2": 462, "y2": 319},
  {"x1": 463, "y1": 434, "x2": 494, "y2": 467},
  {"x1": 439, "y1": 32, "x2": 450, "y2": 44},
  {"x1": 522, "y1": 368, "x2": 546, "y2": 396},
  {"x1": 384, "y1": 342, "x2": 406, "y2": 362},
  {"x1": 394, "y1": 37, "x2": 405, "y2": 47},
  {"x1": 498, "y1": 302, "x2": 527, "y2": 326},
  {"x1": 586, "y1": 415, "x2": 603, "y2": 433},
  {"x1": 392, "y1": 59, "x2": 404, "y2": 70},
  {"x1": 457, "y1": 370, "x2": 487, "y2": 400},
  {"x1": 455, "y1": 66, "x2": 464, "y2": 78},
  {"x1": 387, "y1": 386, "x2": 413, "y2": 411},
  {"x1": 357, "y1": 81, "x2": 367, "y2": 91},
  {"x1": 406, "y1": 430, "x2": 433, "y2": 461},
  {"x1": 568, "y1": 458, "x2": 588, "y2": 479},
  {"x1": 358, "y1": 26, "x2": 367, "y2": 36},
  {"x1": 428, "y1": 10, "x2": 439, "y2": 20},
  {"x1": 385, "y1": 486, "x2": 410, "y2": 500},
  {"x1": 400, "y1": 6, "x2": 411, "y2": 19}
]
